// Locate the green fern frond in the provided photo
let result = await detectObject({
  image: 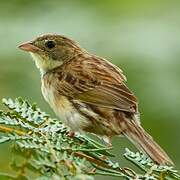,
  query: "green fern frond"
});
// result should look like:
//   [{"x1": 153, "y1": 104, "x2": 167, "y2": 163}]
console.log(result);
[{"x1": 0, "y1": 98, "x2": 179, "y2": 180}]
